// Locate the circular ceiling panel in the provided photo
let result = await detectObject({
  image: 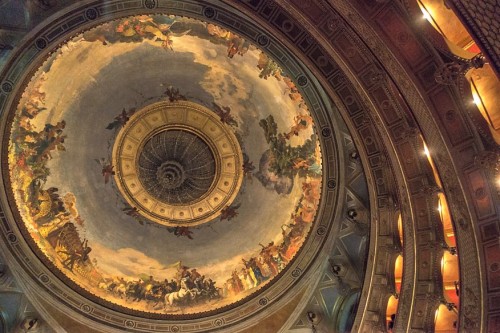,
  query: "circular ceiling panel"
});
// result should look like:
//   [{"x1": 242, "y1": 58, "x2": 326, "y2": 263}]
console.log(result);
[
  {"x1": 5, "y1": 14, "x2": 327, "y2": 317},
  {"x1": 113, "y1": 100, "x2": 244, "y2": 226}
]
